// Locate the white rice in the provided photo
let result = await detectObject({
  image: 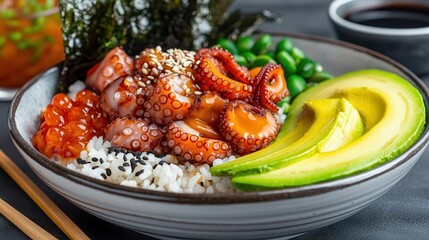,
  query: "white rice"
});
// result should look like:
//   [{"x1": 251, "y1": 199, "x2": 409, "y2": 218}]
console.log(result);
[{"x1": 66, "y1": 136, "x2": 238, "y2": 194}]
